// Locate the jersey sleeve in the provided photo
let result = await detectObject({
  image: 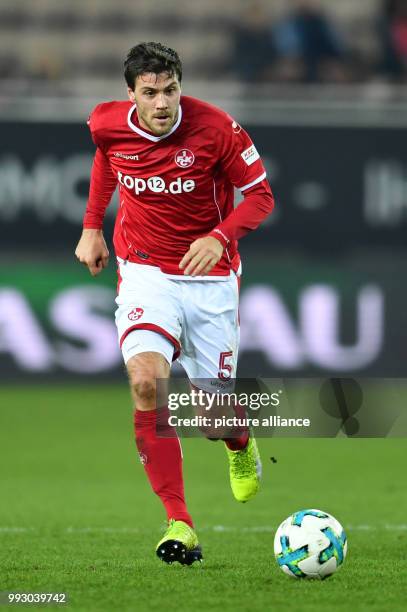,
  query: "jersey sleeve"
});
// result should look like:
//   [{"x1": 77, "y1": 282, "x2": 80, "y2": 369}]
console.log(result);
[
  {"x1": 86, "y1": 103, "x2": 108, "y2": 150},
  {"x1": 217, "y1": 118, "x2": 267, "y2": 192},
  {"x1": 208, "y1": 178, "x2": 274, "y2": 245},
  {"x1": 208, "y1": 116, "x2": 274, "y2": 245},
  {"x1": 83, "y1": 104, "x2": 118, "y2": 228},
  {"x1": 83, "y1": 147, "x2": 117, "y2": 229}
]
